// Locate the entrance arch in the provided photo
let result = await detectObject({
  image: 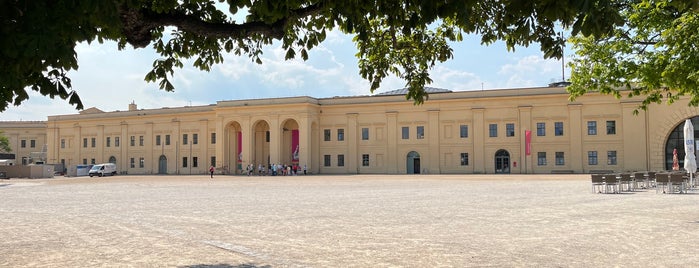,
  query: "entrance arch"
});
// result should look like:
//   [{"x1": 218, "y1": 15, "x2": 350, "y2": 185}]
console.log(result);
[
  {"x1": 158, "y1": 155, "x2": 167, "y2": 174},
  {"x1": 108, "y1": 156, "x2": 116, "y2": 164},
  {"x1": 407, "y1": 151, "x2": 421, "y2": 174},
  {"x1": 495, "y1": 149, "x2": 510, "y2": 174},
  {"x1": 665, "y1": 117, "x2": 699, "y2": 170},
  {"x1": 252, "y1": 120, "x2": 270, "y2": 168},
  {"x1": 225, "y1": 121, "x2": 242, "y2": 174},
  {"x1": 281, "y1": 119, "x2": 300, "y2": 165}
]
